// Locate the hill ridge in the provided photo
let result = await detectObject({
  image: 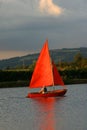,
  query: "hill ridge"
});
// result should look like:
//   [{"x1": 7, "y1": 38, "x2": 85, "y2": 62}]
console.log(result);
[{"x1": 0, "y1": 47, "x2": 87, "y2": 69}]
